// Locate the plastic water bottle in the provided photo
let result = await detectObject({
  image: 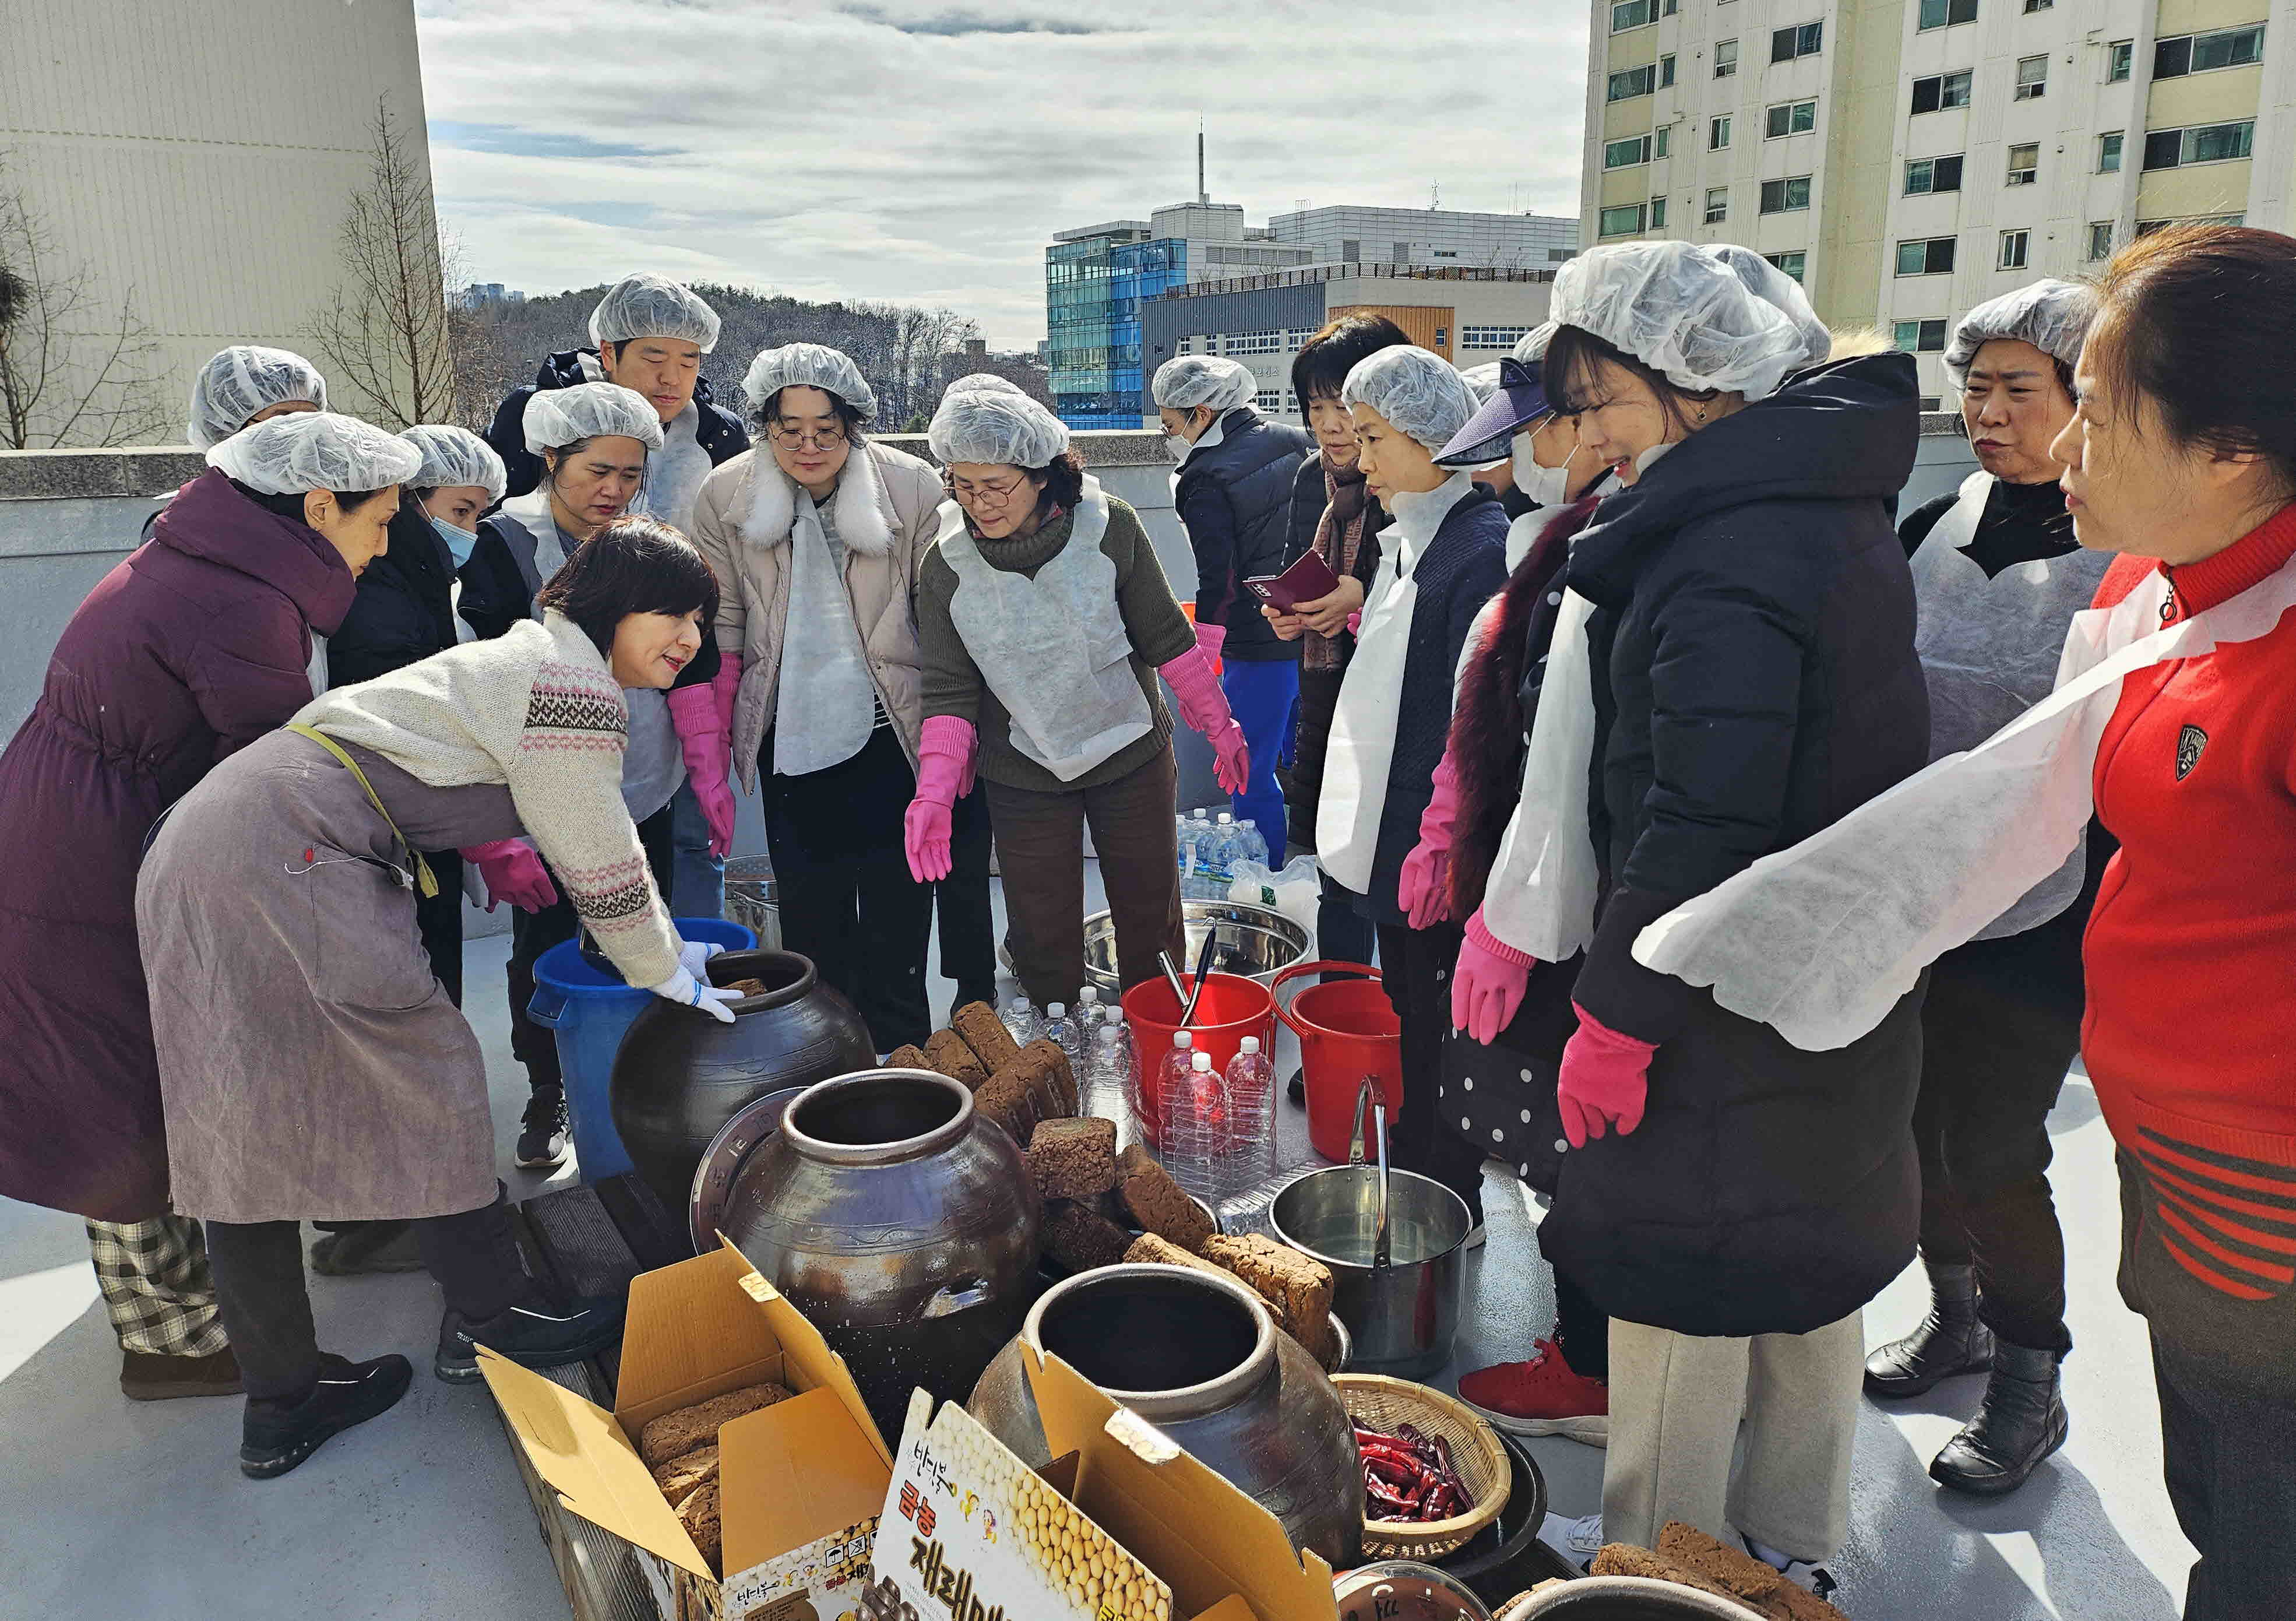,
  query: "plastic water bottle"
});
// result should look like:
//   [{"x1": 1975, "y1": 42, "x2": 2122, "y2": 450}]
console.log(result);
[
  {"x1": 1207, "y1": 813, "x2": 1242, "y2": 888},
  {"x1": 1077, "y1": 986, "x2": 1102, "y2": 1018},
  {"x1": 1224, "y1": 1036, "x2": 1277, "y2": 1185},
  {"x1": 1163, "y1": 1050, "x2": 1233, "y2": 1206},
  {"x1": 1234, "y1": 818, "x2": 1270, "y2": 870},
  {"x1": 1043, "y1": 1002, "x2": 1082, "y2": 1068},
  {"x1": 1188, "y1": 814, "x2": 1219, "y2": 897},
  {"x1": 1085, "y1": 1024, "x2": 1128, "y2": 1121},
  {"x1": 1003, "y1": 994, "x2": 1042, "y2": 1047},
  {"x1": 1136, "y1": 1029, "x2": 1195, "y2": 1151}
]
